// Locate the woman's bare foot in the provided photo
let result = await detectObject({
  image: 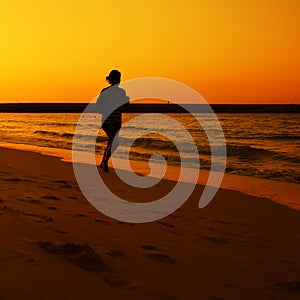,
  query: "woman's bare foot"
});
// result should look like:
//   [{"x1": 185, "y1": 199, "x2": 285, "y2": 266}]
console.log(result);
[{"x1": 100, "y1": 162, "x2": 109, "y2": 172}]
